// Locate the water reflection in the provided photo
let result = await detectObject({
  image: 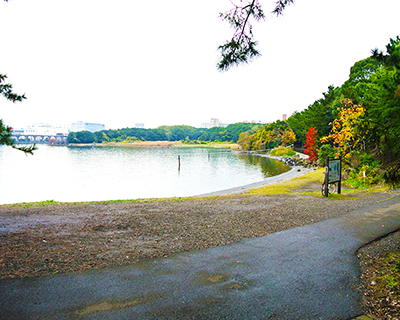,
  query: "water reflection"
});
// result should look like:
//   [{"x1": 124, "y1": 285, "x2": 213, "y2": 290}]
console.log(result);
[
  {"x1": 0, "y1": 145, "x2": 291, "y2": 204},
  {"x1": 236, "y1": 153, "x2": 291, "y2": 178}
]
